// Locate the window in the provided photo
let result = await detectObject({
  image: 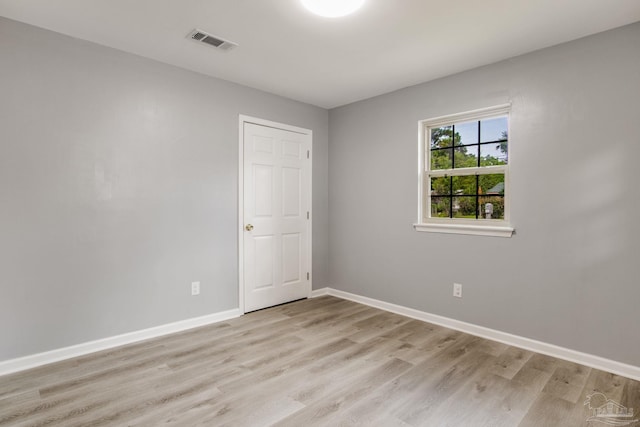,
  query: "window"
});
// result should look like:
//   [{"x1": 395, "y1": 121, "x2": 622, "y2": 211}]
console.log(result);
[{"x1": 415, "y1": 104, "x2": 514, "y2": 237}]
